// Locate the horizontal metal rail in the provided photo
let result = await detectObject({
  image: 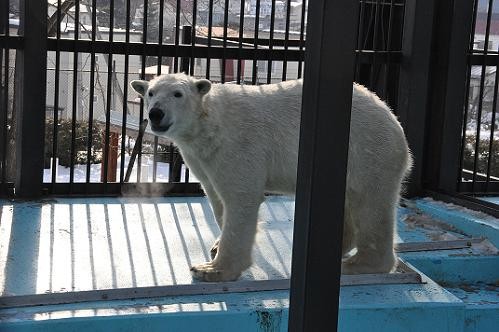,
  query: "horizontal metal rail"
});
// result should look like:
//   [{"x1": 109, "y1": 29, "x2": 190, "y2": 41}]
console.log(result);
[
  {"x1": 396, "y1": 238, "x2": 486, "y2": 252},
  {"x1": 44, "y1": 39, "x2": 403, "y2": 64},
  {"x1": 0, "y1": 279, "x2": 291, "y2": 309},
  {"x1": 45, "y1": 39, "x2": 306, "y2": 61},
  {"x1": 0, "y1": 35, "x2": 23, "y2": 48},
  {"x1": 458, "y1": 182, "x2": 499, "y2": 194},
  {"x1": 0, "y1": 259, "x2": 421, "y2": 309},
  {"x1": 470, "y1": 53, "x2": 499, "y2": 65}
]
